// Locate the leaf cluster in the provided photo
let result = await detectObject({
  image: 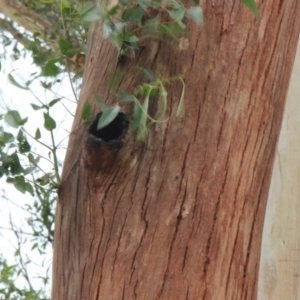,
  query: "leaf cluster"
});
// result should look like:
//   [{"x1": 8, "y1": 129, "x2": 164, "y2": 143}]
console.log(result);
[
  {"x1": 0, "y1": 0, "x2": 89, "y2": 82},
  {"x1": 117, "y1": 72, "x2": 185, "y2": 139},
  {"x1": 0, "y1": 98, "x2": 61, "y2": 249},
  {"x1": 97, "y1": 0, "x2": 203, "y2": 58},
  {"x1": 0, "y1": 254, "x2": 50, "y2": 300}
]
